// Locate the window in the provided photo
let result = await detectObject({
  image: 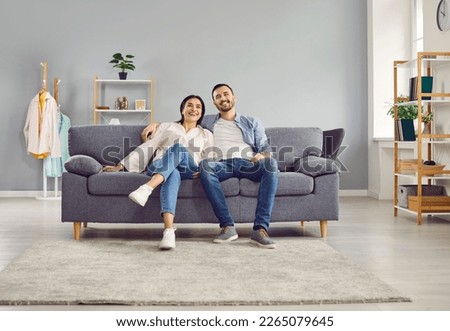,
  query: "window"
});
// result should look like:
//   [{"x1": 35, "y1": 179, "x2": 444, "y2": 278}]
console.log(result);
[
  {"x1": 412, "y1": 0, "x2": 423, "y2": 56},
  {"x1": 372, "y1": 0, "x2": 422, "y2": 138}
]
